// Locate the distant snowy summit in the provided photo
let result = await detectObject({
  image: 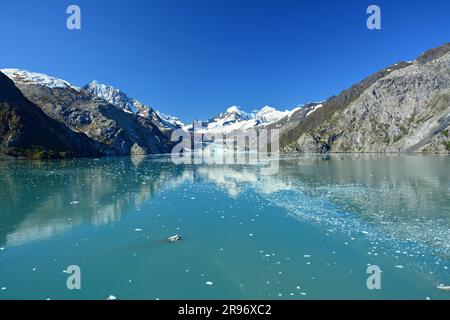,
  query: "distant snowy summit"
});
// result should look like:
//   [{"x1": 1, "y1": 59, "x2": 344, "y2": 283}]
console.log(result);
[{"x1": 191, "y1": 105, "x2": 301, "y2": 134}]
